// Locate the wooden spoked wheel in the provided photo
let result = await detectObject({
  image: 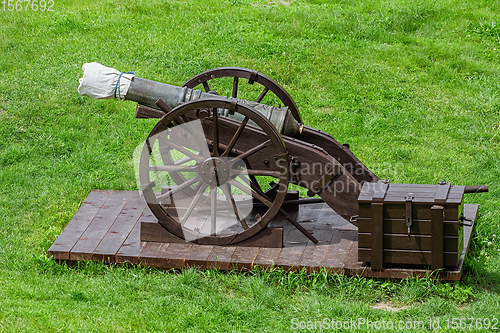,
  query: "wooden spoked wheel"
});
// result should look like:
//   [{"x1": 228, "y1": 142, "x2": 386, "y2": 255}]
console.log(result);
[
  {"x1": 183, "y1": 67, "x2": 300, "y2": 199},
  {"x1": 183, "y1": 67, "x2": 302, "y2": 123},
  {"x1": 139, "y1": 97, "x2": 290, "y2": 245}
]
